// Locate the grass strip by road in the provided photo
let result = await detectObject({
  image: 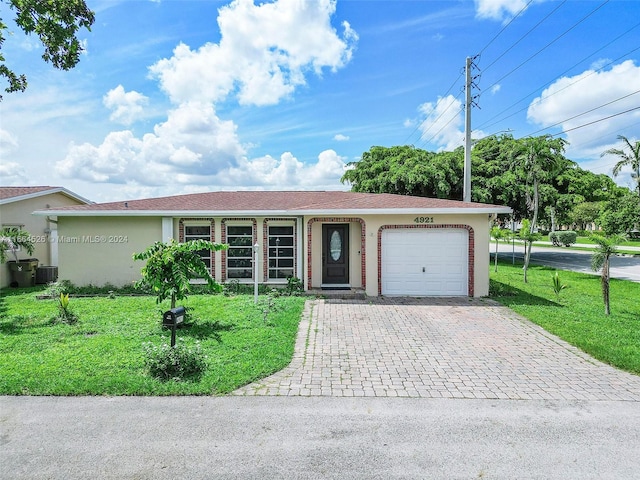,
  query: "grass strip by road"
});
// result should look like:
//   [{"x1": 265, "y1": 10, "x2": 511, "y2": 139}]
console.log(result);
[
  {"x1": 490, "y1": 260, "x2": 640, "y2": 376},
  {"x1": 0, "y1": 289, "x2": 305, "y2": 395}
]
